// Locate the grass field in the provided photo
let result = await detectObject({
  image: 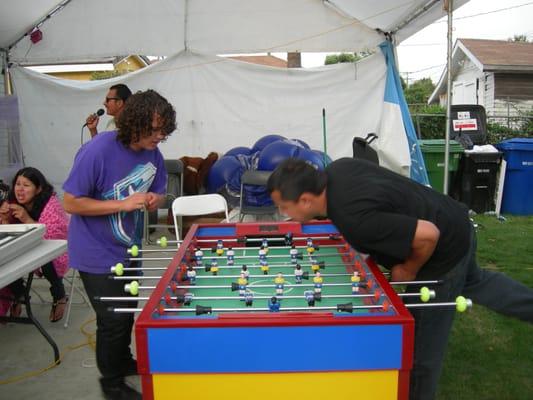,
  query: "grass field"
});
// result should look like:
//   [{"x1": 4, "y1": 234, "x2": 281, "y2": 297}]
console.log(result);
[{"x1": 436, "y1": 215, "x2": 533, "y2": 400}]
